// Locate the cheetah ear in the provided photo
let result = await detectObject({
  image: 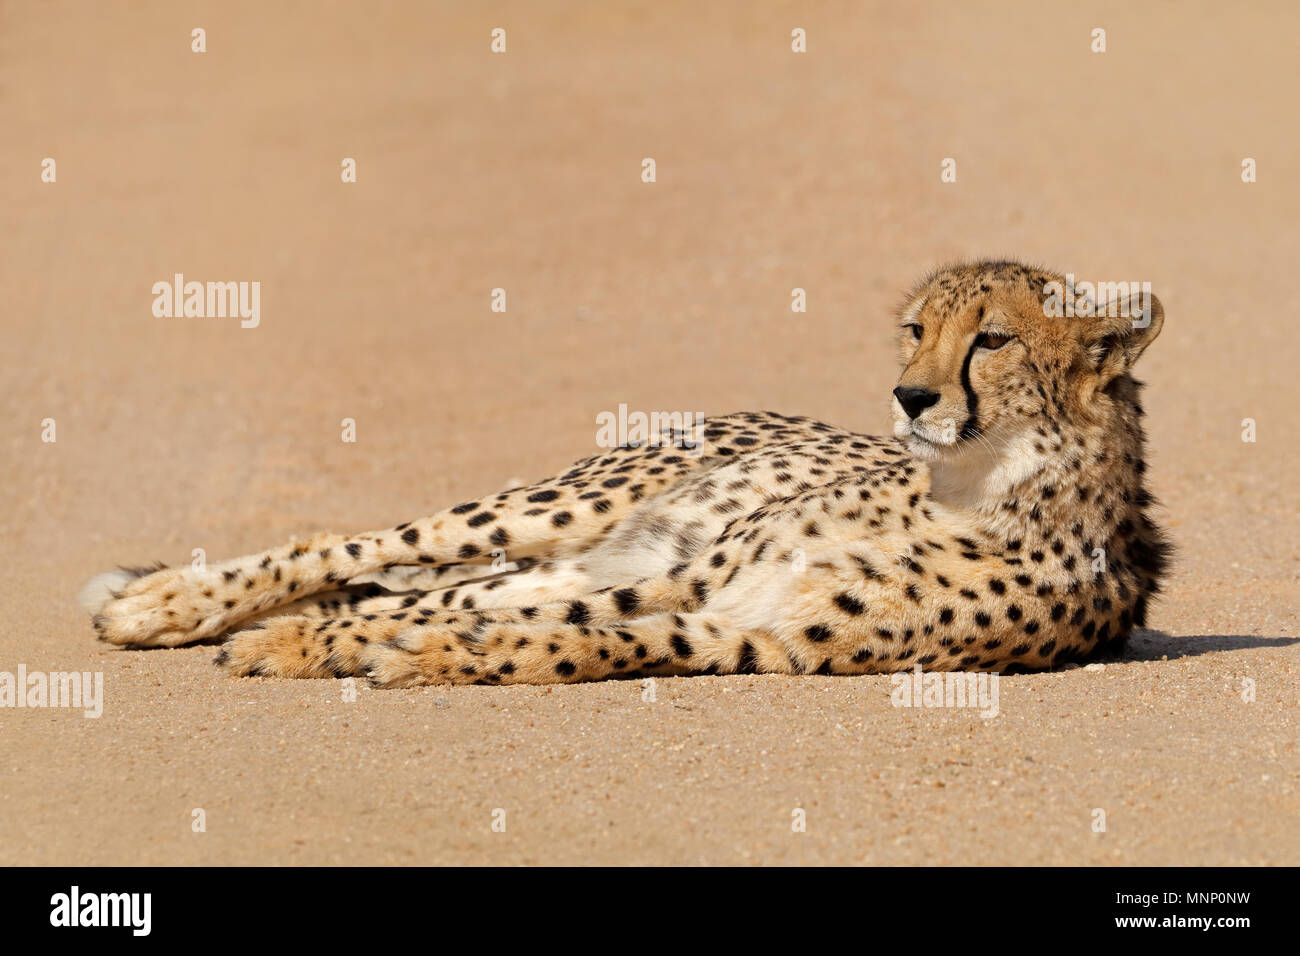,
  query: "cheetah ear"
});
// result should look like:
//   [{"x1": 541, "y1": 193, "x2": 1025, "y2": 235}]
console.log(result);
[{"x1": 1086, "y1": 291, "x2": 1164, "y2": 387}]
